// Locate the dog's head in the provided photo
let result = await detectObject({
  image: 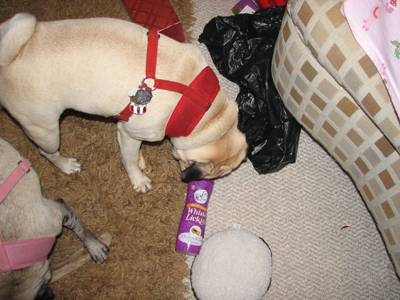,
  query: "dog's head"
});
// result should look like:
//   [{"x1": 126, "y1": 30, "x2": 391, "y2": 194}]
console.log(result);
[
  {"x1": 172, "y1": 126, "x2": 247, "y2": 182},
  {"x1": 170, "y1": 87, "x2": 248, "y2": 182}
]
